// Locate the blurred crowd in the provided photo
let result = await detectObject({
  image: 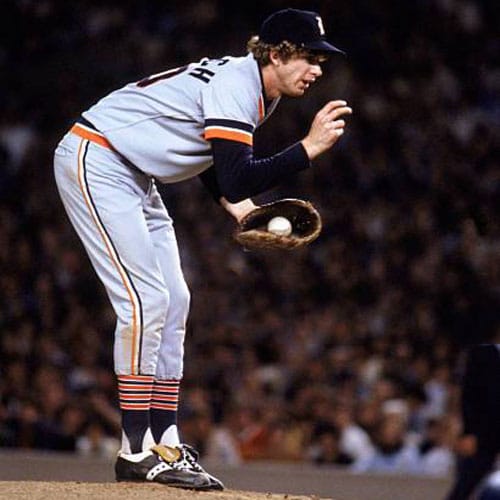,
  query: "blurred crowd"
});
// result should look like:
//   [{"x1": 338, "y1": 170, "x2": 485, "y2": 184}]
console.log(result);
[{"x1": 1, "y1": 0, "x2": 499, "y2": 478}]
